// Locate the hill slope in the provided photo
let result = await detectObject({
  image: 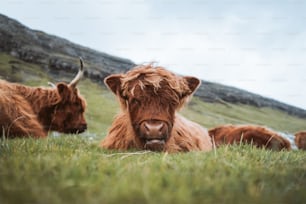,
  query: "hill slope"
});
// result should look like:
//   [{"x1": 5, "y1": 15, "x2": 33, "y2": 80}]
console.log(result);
[
  {"x1": 1, "y1": 51, "x2": 305, "y2": 137},
  {"x1": 1, "y1": 14, "x2": 306, "y2": 118}
]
